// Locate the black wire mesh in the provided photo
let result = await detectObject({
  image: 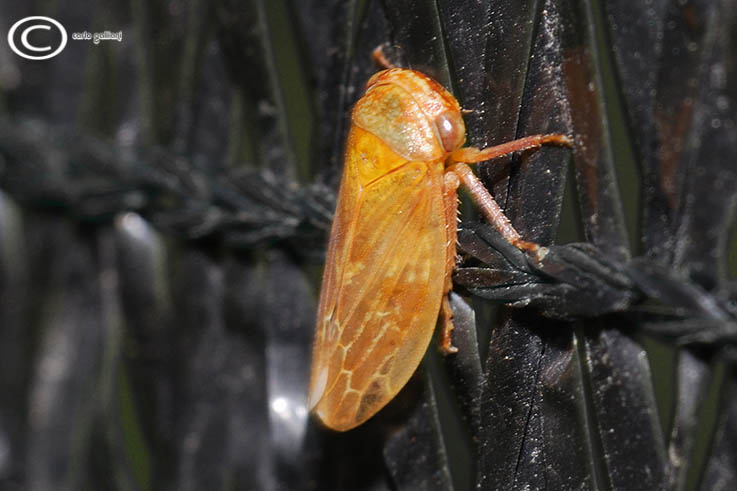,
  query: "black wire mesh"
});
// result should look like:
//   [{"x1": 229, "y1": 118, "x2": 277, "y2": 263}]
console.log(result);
[{"x1": 0, "y1": 0, "x2": 735, "y2": 490}]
